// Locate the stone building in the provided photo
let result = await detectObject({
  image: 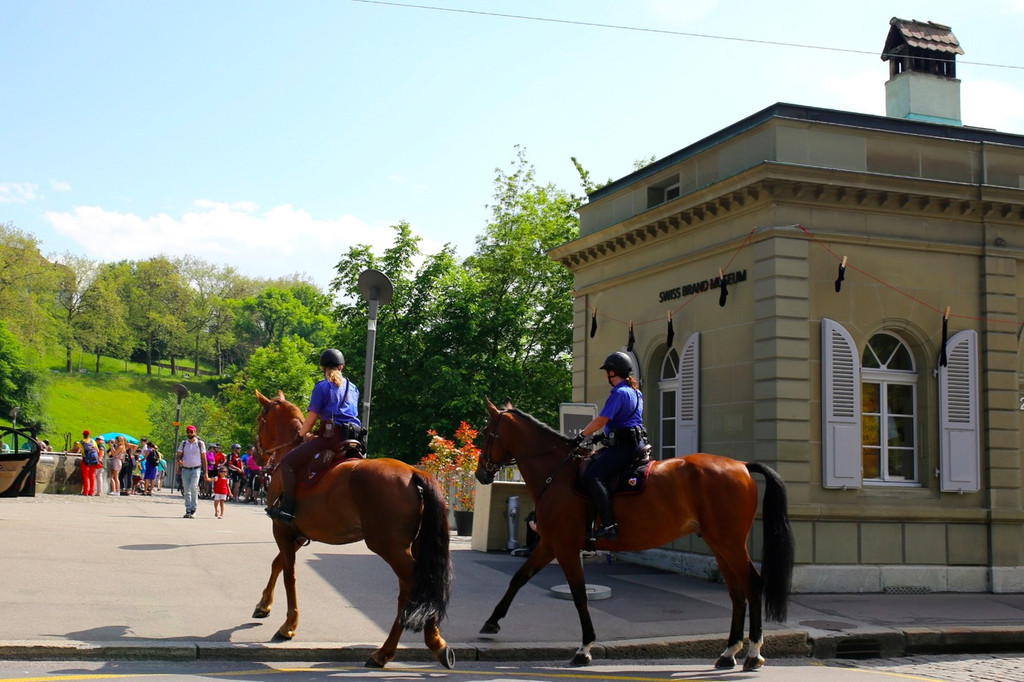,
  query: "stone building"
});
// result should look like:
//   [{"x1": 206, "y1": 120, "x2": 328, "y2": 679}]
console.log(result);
[{"x1": 549, "y1": 19, "x2": 1024, "y2": 593}]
